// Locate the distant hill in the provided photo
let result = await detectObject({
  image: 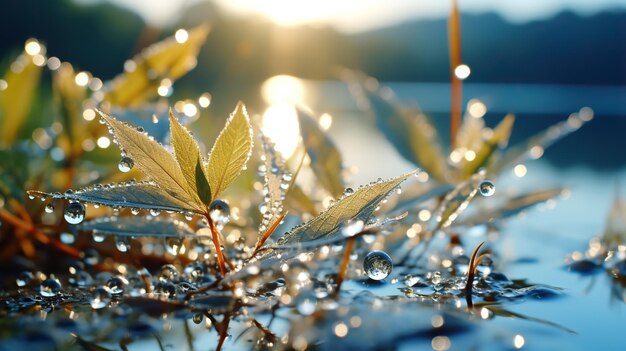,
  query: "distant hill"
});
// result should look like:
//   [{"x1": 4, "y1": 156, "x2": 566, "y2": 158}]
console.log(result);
[{"x1": 351, "y1": 11, "x2": 626, "y2": 85}]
